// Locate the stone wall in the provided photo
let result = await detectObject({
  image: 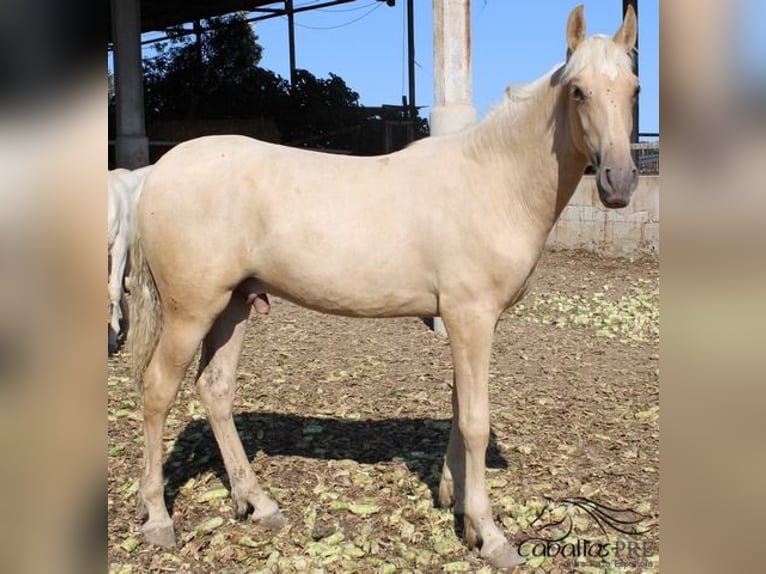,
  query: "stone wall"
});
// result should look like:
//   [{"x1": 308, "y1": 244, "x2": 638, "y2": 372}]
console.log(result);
[{"x1": 547, "y1": 175, "x2": 659, "y2": 257}]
